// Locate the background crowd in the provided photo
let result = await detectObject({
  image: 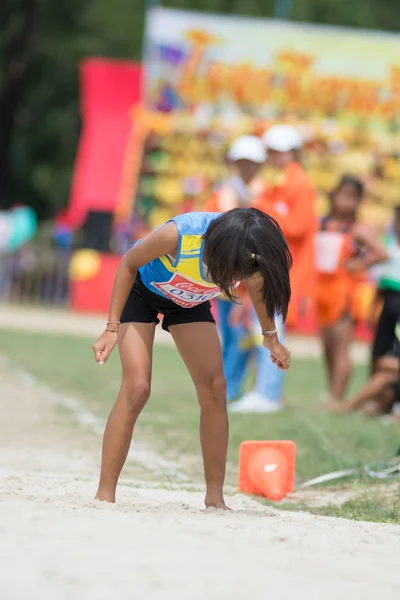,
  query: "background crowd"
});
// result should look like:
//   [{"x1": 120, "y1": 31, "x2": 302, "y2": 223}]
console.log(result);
[{"x1": 198, "y1": 126, "x2": 400, "y2": 417}]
